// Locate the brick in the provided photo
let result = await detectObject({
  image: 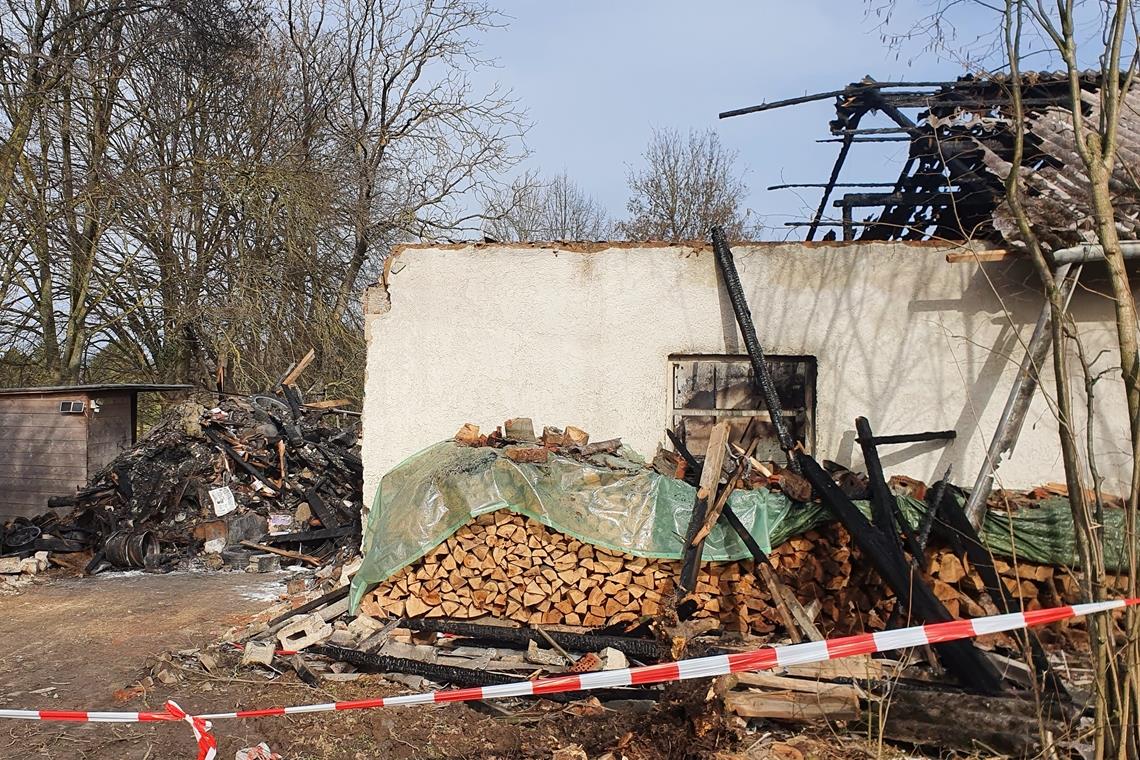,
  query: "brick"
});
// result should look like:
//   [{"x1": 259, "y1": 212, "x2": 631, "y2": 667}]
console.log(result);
[
  {"x1": 242, "y1": 640, "x2": 276, "y2": 667},
  {"x1": 454, "y1": 423, "x2": 481, "y2": 446},
  {"x1": 564, "y1": 426, "x2": 589, "y2": 447},
  {"x1": 276, "y1": 613, "x2": 333, "y2": 651},
  {"x1": 504, "y1": 417, "x2": 537, "y2": 442},
  {"x1": 246, "y1": 554, "x2": 281, "y2": 573},
  {"x1": 347, "y1": 614, "x2": 384, "y2": 638},
  {"x1": 504, "y1": 445, "x2": 549, "y2": 464}
]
